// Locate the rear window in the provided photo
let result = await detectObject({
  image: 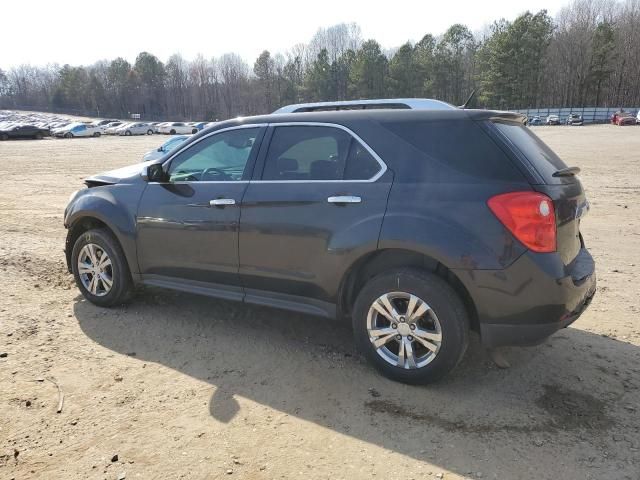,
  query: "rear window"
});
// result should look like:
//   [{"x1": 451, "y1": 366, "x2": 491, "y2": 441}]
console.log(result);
[
  {"x1": 492, "y1": 122, "x2": 570, "y2": 184},
  {"x1": 380, "y1": 119, "x2": 525, "y2": 183}
]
